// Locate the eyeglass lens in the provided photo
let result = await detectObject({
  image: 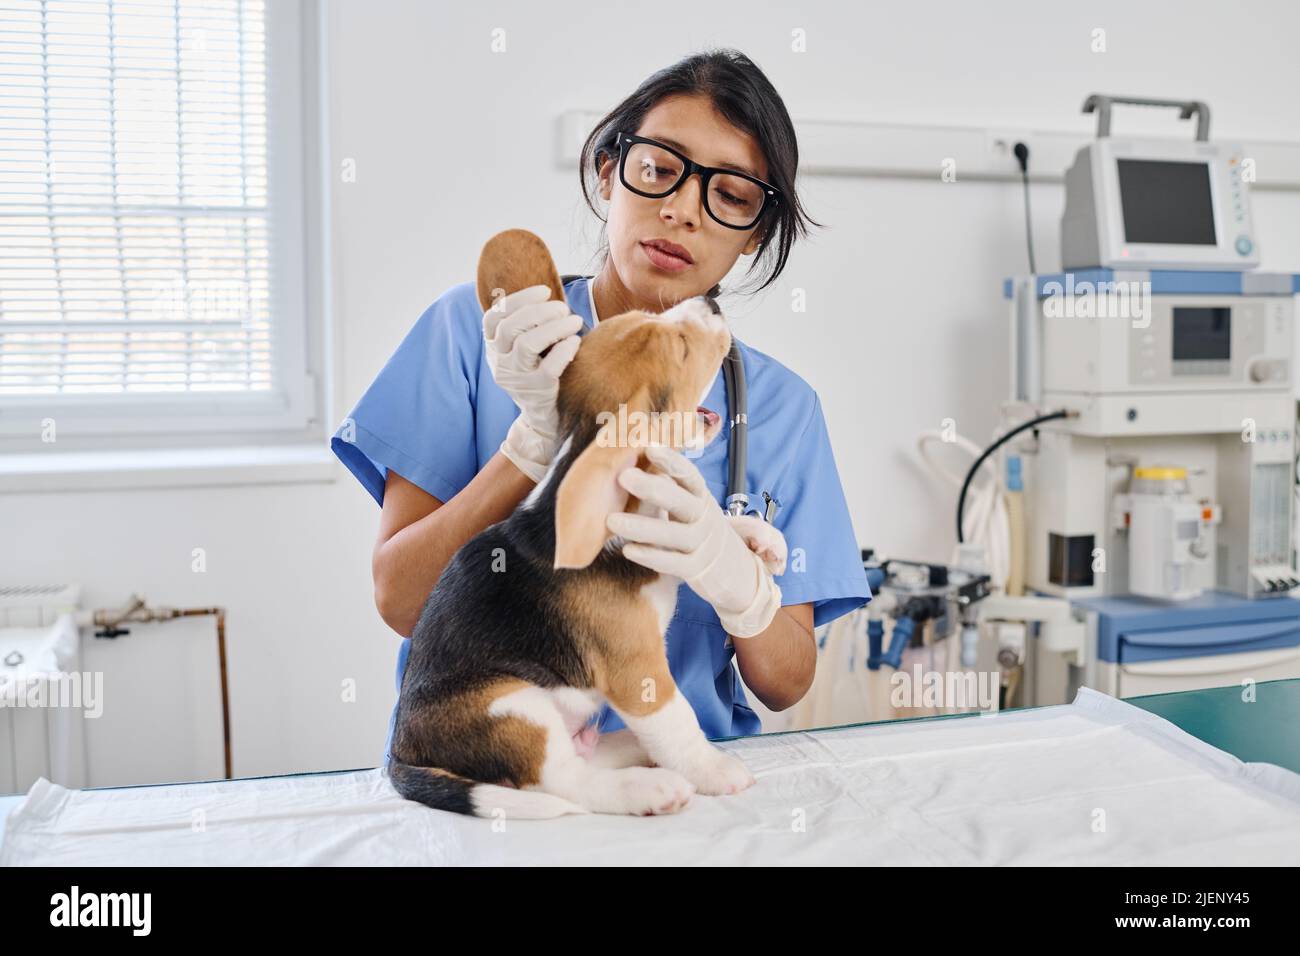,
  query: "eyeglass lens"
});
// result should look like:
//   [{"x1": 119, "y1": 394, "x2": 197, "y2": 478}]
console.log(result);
[{"x1": 623, "y1": 141, "x2": 766, "y2": 228}]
